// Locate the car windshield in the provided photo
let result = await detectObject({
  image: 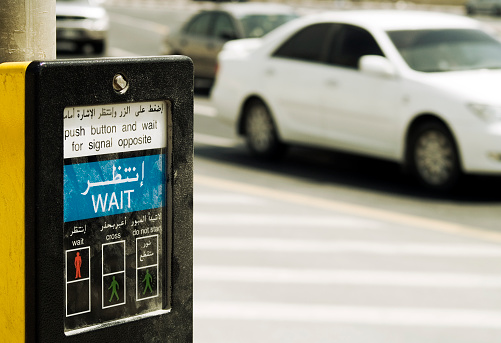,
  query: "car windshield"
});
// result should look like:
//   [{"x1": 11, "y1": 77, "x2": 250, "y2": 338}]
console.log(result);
[
  {"x1": 239, "y1": 14, "x2": 298, "y2": 38},
  {"x1": 387, "y1": 28, "x2": 501, "y2": 72}
]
